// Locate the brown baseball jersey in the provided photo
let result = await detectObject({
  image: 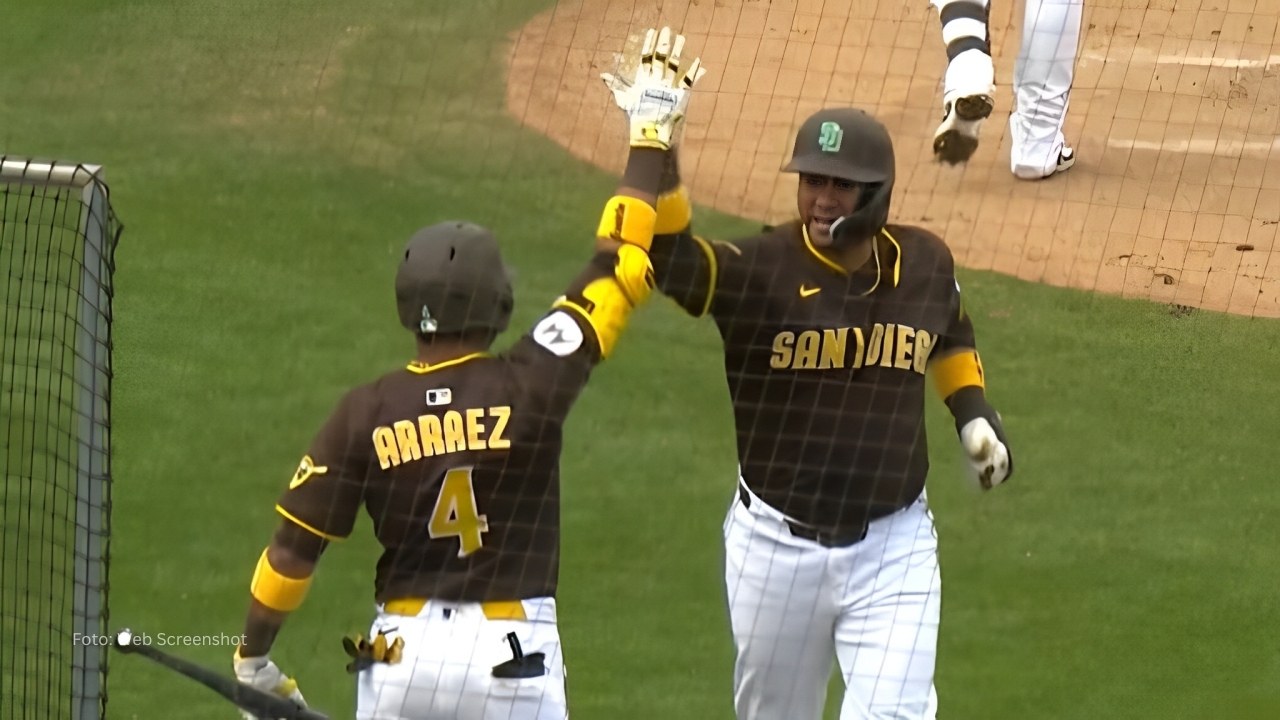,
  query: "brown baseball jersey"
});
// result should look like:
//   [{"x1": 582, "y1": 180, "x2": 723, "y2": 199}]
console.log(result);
[
  {"x1": 274, "y1": 261, "x2": 615, "y2": 604},
  {"x1": 650, "y1": 221, "x2": 978, "y2": 536}
]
